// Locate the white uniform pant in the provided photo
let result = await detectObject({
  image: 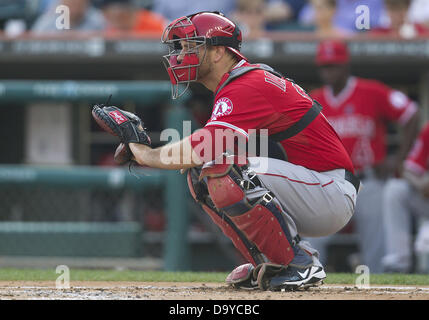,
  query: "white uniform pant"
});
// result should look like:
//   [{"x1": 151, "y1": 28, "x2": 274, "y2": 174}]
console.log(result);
[
  {"x1": 382, "y1": 178, "x2": 429, "y2": 272},
  {"x1": 245, "y1": 158, "x2": 357, "y2": 241},
  {"x1": 307, "y1": 174, "x2": 385, "y2": 272}
]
